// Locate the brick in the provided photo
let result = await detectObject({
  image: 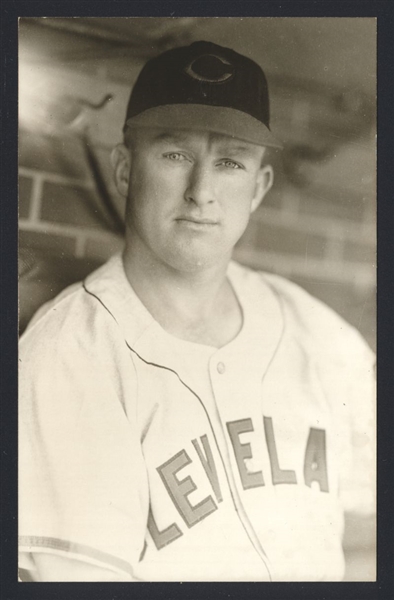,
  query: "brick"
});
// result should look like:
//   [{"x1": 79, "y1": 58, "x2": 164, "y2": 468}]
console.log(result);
[
  {"x1": 19, "y1": 229, "x2": 76, "y2": 256},
  {"x1": 19, "y1": 129, "x2": 91, "y2": 180},
  {"x1": 19, "y1": 175, "x2": 33, "y2": 219},
  {"x1": 84, "y1": 234, "x2": 124, "y2": 262},
  {"x1": 41, "y1": 181, "x2": 116, "y2": 230},
  {"x1": 251, "y1": 220, "x2": 327, "y2": 259}
]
